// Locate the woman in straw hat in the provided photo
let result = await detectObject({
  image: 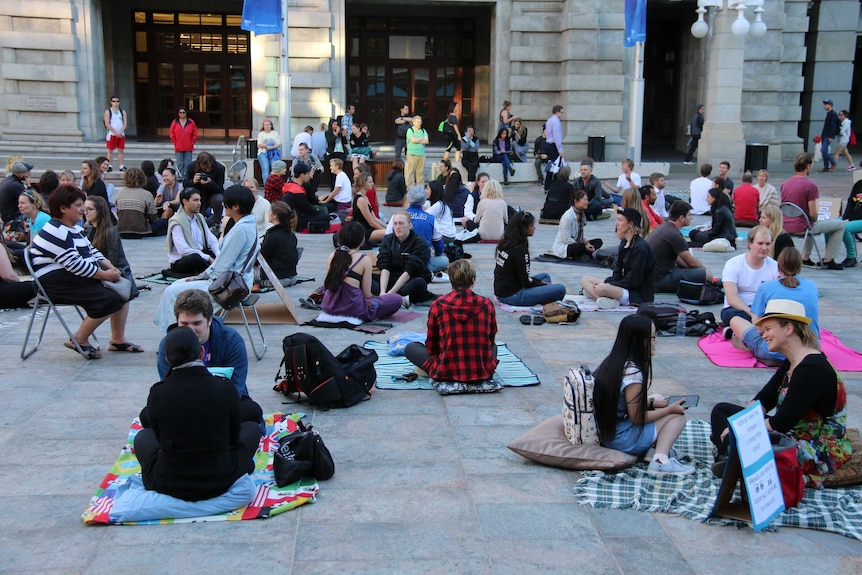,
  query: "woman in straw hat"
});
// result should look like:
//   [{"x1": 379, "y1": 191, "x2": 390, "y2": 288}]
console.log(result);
[{"x1": 709, "y1": 299, "x2": 851, "y2": 487}]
